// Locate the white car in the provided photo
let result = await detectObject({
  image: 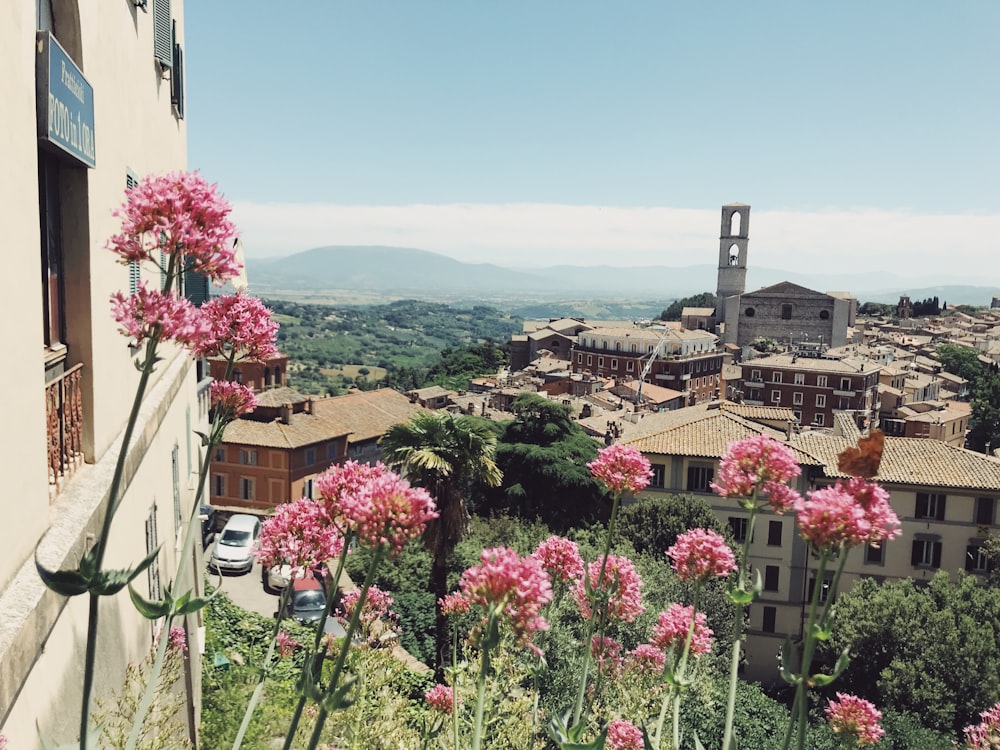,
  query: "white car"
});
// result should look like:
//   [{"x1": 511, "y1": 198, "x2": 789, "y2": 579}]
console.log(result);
[
  {"x1": 265, "y1": 564, "x2": 293, "y2": 592},
  {"x1": 209, "y1": 514, "x2": 261, "y2": 574}
]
